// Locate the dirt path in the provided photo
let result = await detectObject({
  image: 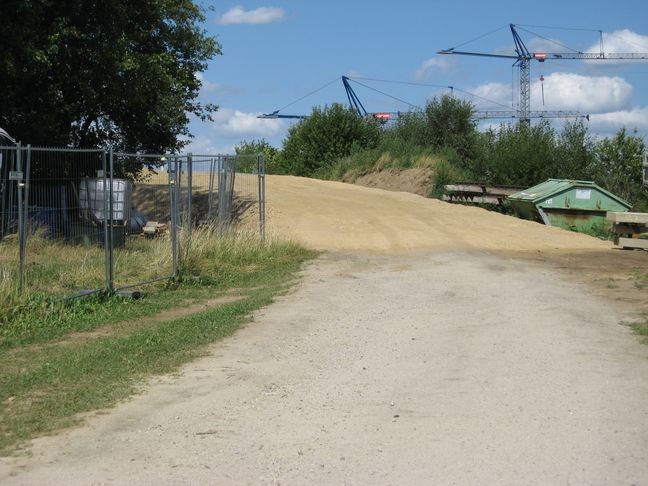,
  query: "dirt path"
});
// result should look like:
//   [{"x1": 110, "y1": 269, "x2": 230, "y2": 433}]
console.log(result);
[{"x1": 2, "y1": 176, "x2": 648, "y2": 484}]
